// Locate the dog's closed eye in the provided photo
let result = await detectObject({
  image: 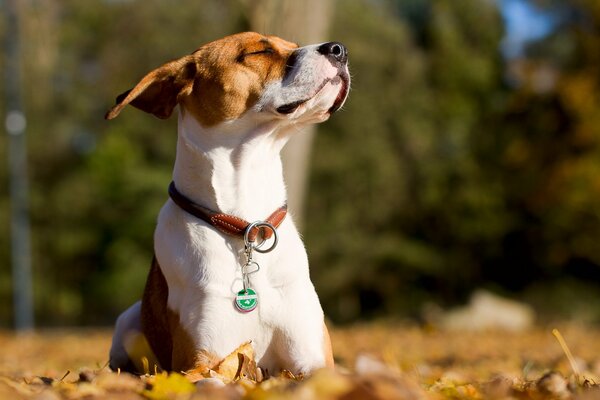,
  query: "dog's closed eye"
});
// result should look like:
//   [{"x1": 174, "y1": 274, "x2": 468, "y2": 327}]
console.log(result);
[
  {"x1": 249, "y1": 48, "x2": 275, "y2": 56},
  {"x1": 237, "y1": 48, "x2": 275, "y2": 62}
]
